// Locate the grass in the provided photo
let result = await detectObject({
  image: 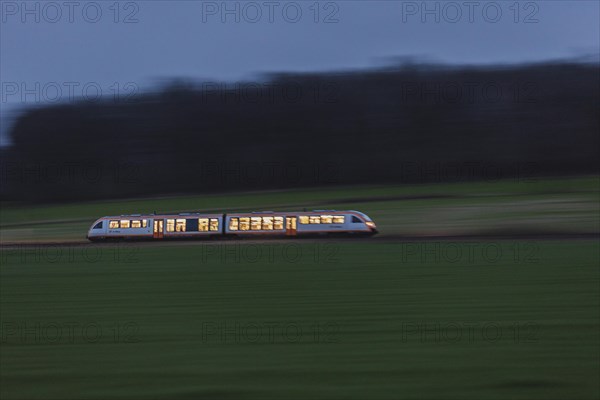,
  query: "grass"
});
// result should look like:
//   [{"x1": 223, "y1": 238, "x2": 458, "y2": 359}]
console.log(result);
[
  {"x1": 1, "y1": 176, "x2": 599, "y2": 242},
  {"x1": 1, "y1": 240, "x2": 598, "y2": 399},
  {"x1": 1, "y1": 177, "x2": 598, "y2": 398}
]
